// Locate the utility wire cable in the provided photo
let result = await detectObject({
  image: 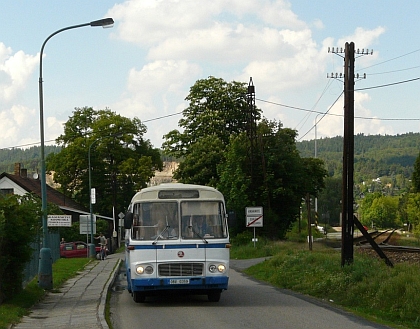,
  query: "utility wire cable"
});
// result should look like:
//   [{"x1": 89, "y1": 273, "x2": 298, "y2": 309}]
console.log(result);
[
  {"x1": 357, "y1": 48, "x2": 420, "y2": 72},
  {"x1": 297, "y1": 91, "x2": 343, "y2": 141}
]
